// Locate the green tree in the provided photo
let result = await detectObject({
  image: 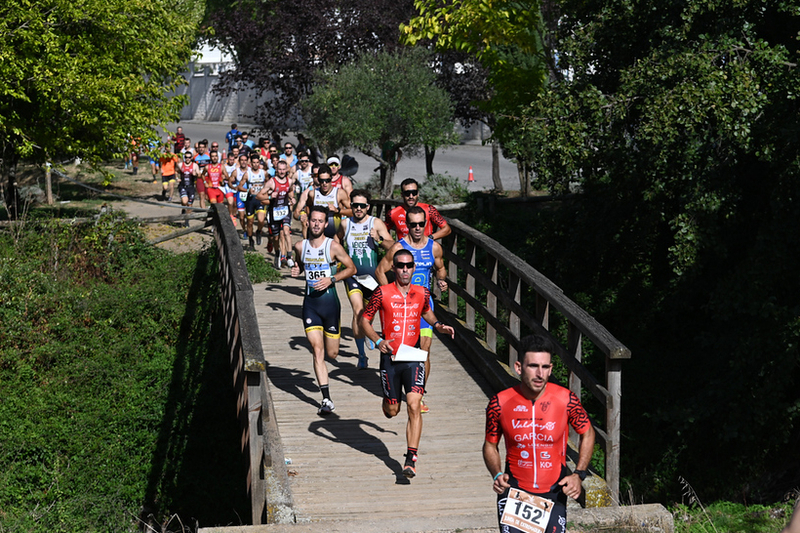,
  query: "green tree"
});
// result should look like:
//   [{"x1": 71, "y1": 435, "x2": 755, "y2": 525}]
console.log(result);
[
  {"x1": 0, "y1": 0, "x2": 200, "y2": 217},
  {"x1": 300, "y1": 48, "x2": 458, "y2": 198}
]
